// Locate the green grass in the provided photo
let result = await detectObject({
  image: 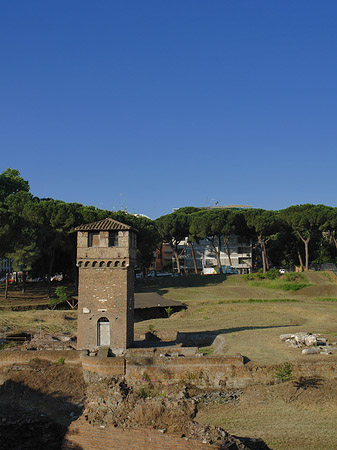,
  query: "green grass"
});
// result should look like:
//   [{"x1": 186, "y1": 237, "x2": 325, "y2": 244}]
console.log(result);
[
  {"x1": 246, "y1": 298, "x2": 300, "y2": 303},
  {"x1": 248, "y1": 280, "x2": 310, "y2": 291},
  {"x1": 199, "y1": 346, "x2": 214, "y2": 355},
  {"x1": 218, "y1": 298, "x2": 301, "y2": 304},
  {"x1": 315, "y1": 297, "x2": 337, "y2": 302}
]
